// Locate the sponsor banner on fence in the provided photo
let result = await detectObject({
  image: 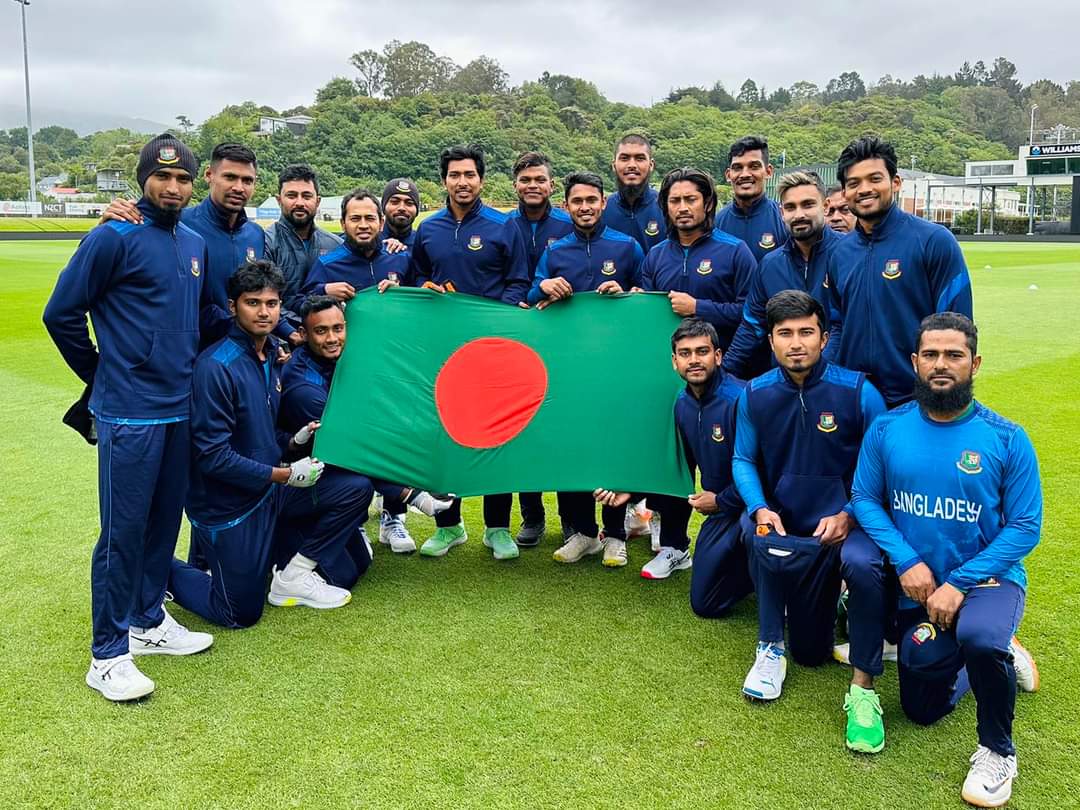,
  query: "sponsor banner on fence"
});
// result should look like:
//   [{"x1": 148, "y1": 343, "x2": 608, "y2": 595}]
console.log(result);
[{"x1": 0, "y1": 201, "x2": 43, "y2": 215}]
